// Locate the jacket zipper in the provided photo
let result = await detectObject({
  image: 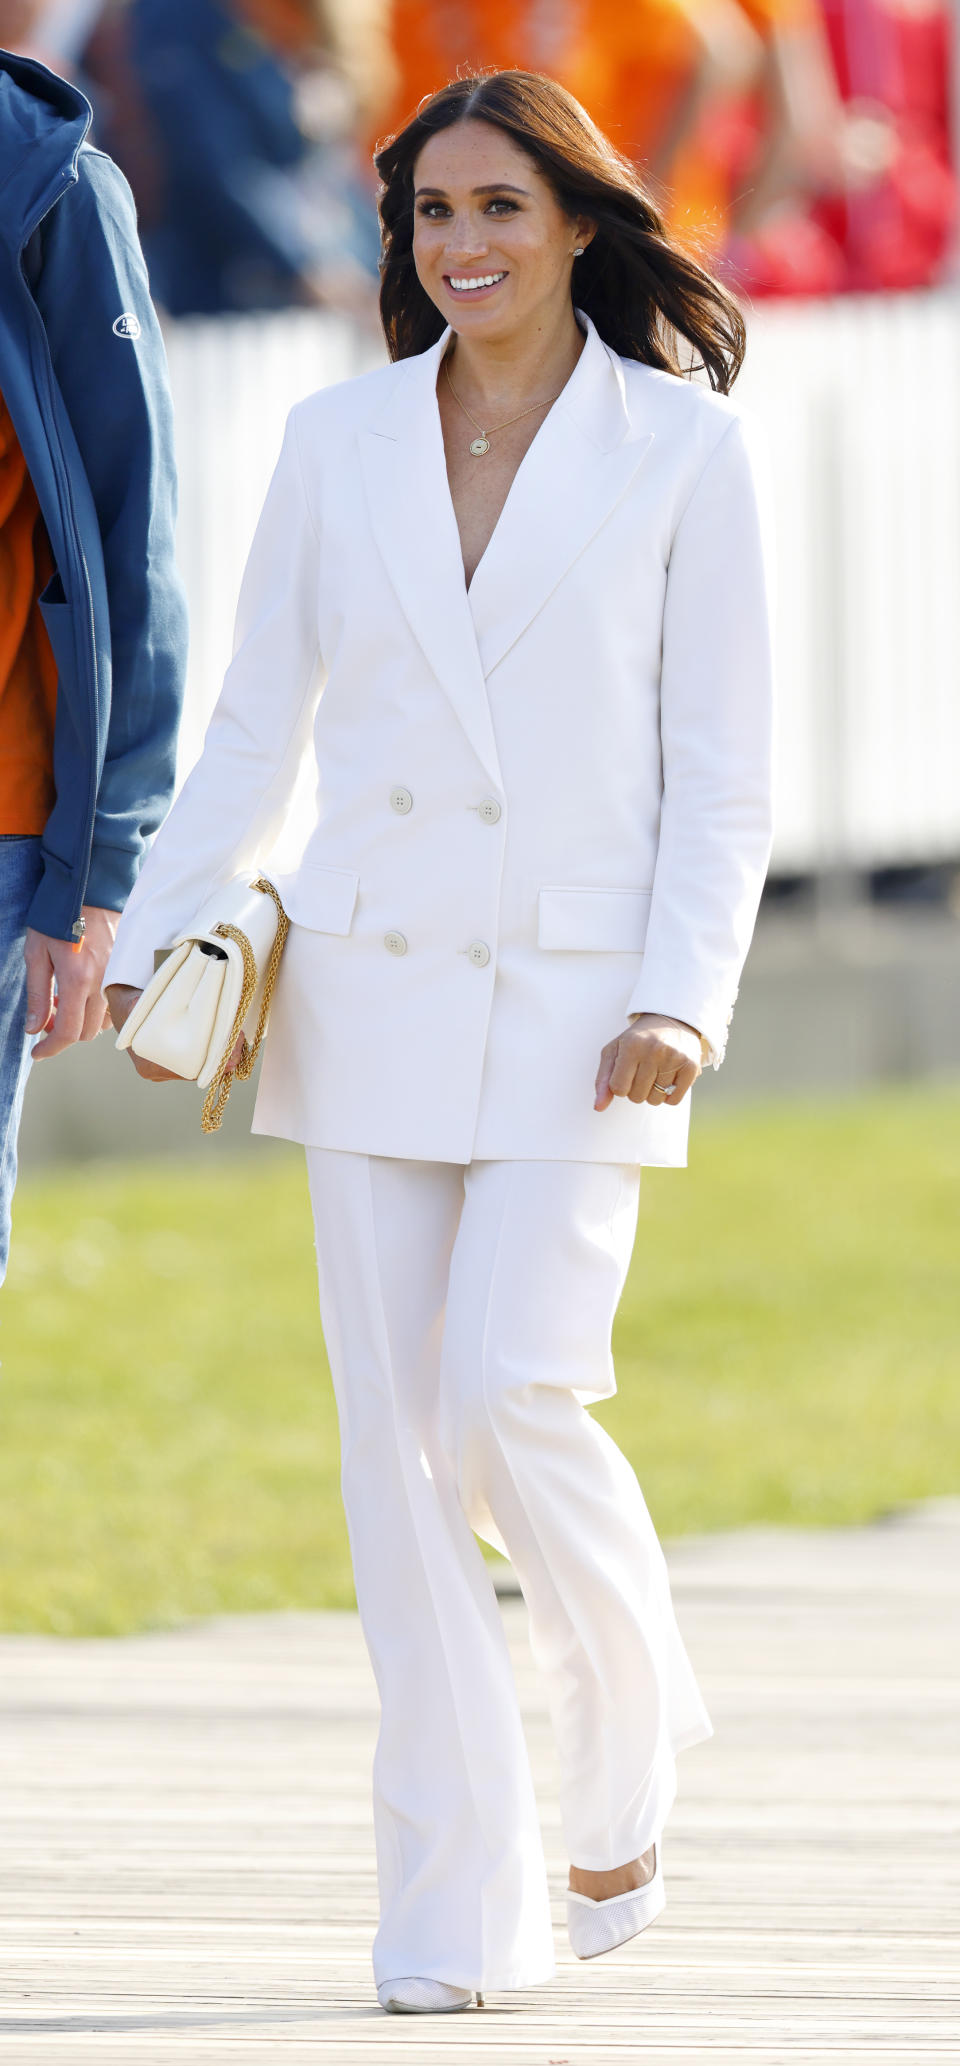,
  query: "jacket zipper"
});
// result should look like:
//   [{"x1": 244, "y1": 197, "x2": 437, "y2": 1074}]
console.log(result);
[{"x1": 18, "y1": 176, "x2": 101, "y2": 936}]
